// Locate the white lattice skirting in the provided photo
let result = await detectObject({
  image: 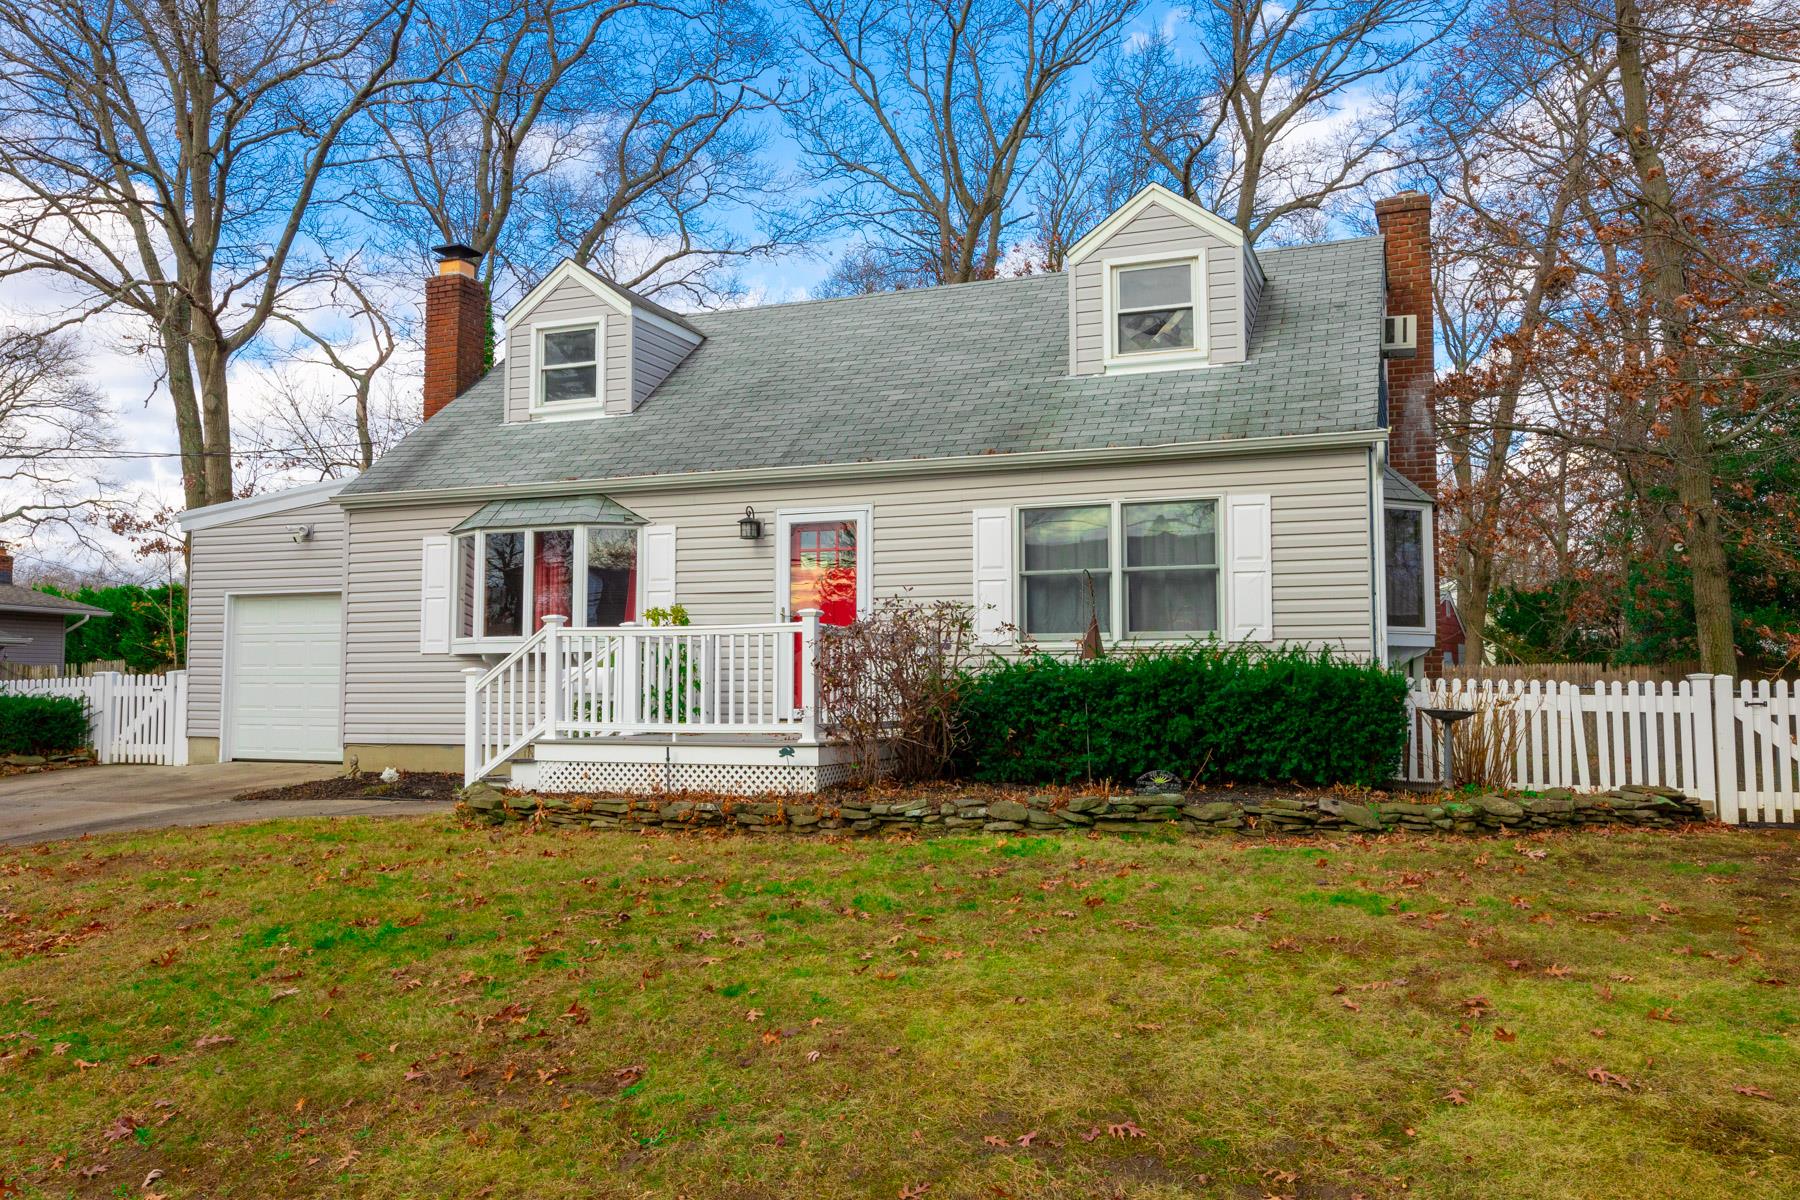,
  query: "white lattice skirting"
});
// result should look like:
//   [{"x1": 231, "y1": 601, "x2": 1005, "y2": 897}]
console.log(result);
[
  {"x1": 509, "y1": 739, "x2": 865, "y2": 797},
  {"x1": 520, "y1": 758, "x2": 856, "y2": 796}
]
